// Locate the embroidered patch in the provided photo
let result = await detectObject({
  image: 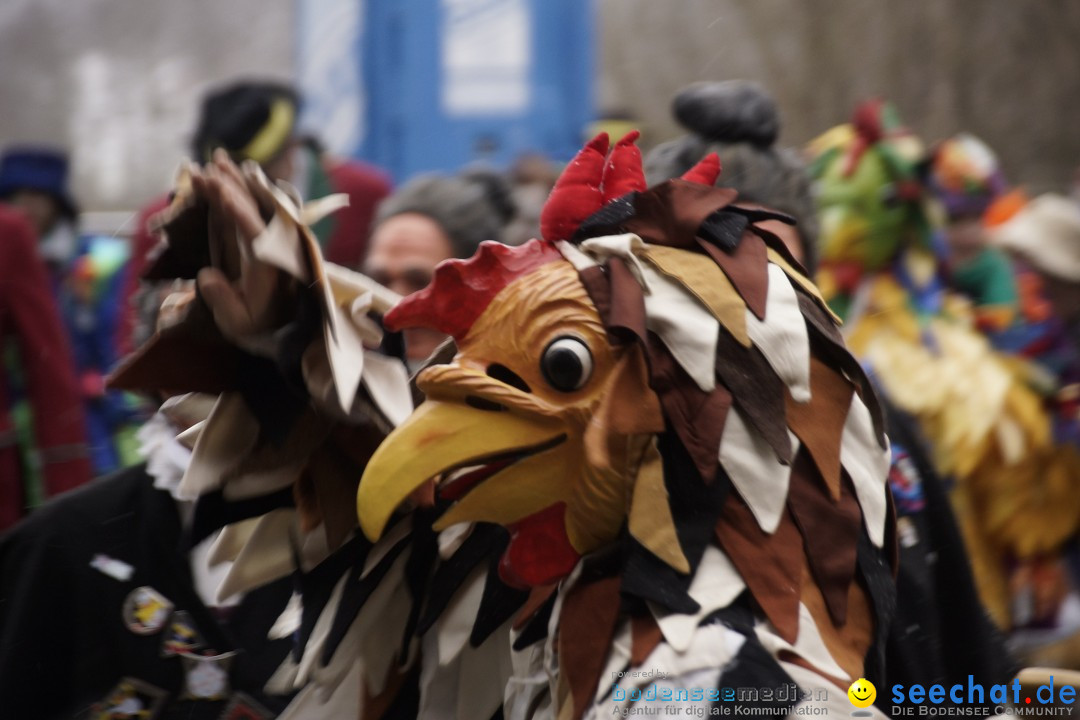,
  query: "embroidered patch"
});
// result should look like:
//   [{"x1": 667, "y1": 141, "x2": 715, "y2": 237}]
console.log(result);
[
  {"x1": 180, "y1": 651, "x2": 237, "y2": 701},
  {"x1": 122, "y1": 587, "x2": 173, "y2": 635},
  {"x1": 90, "y1": 677, "x2": 167, "y2": 719}
]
